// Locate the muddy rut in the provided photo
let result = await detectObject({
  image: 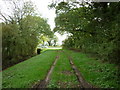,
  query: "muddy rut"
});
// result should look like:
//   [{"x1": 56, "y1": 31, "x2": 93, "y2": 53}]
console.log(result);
[
  {"x1": 32, "y1": 52, "x2": 59, "y2": 88},
  {"x1": 32, "y1": 50, "x2": 95, "y2": 88},
  {"x1": 68, "y1": 56, "x2": 95, "y2": 88},
  {"x1": 62, "y1": 51, "x2": 95, "y2": 88}
]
